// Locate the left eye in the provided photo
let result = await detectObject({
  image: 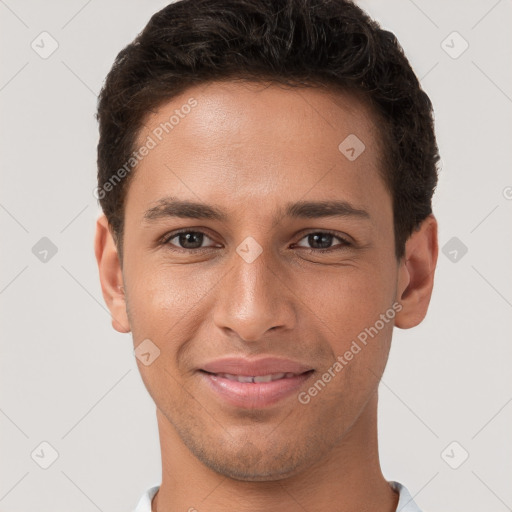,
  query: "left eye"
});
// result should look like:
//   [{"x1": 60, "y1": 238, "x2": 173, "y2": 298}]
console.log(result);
[
  {"x1": 162, "y1": 230, "x2": 350, "y2": 252},
  {"x1": 294, "y1": 232, "x2": 351, "y2": 250}
]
